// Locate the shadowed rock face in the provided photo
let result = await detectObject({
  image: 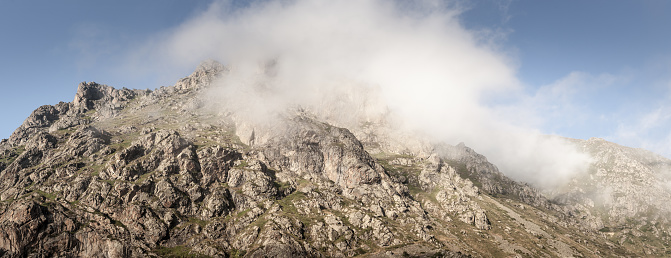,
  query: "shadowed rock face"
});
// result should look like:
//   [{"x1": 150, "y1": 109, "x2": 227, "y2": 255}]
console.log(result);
[
  {"x1": 0, "y1": 60, "x2": 668, "y2": 257},
  {"x1": 0, "y1": 200, "x2": 48, "y2": 254}
]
